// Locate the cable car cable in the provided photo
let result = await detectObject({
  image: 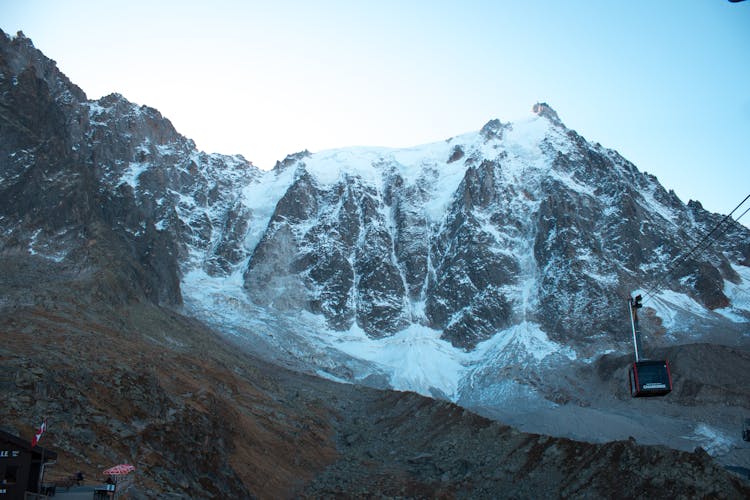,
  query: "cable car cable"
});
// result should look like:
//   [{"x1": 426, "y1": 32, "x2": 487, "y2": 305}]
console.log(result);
[
  {"x1": 640, "y1": 193, "x2": 750, "y2": 304},
  {"x1": 623, "y1": 192, "x2": 748, "y2": 399},
  {"x1": 689, "y1": 205, "x2": 750, "y2": 302},
  {"x1": 669, "y1": 203, "x2": 750, "y2": 276},
  {"x1": 642, "y1": 193, "x2": 749, "y2": 298},
  {"x1": 671, "y1": 203, "x2": 750, "y2": 273},
  {"x1": 640, "y1": 212, "x2": 748, "y2": 306}
]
